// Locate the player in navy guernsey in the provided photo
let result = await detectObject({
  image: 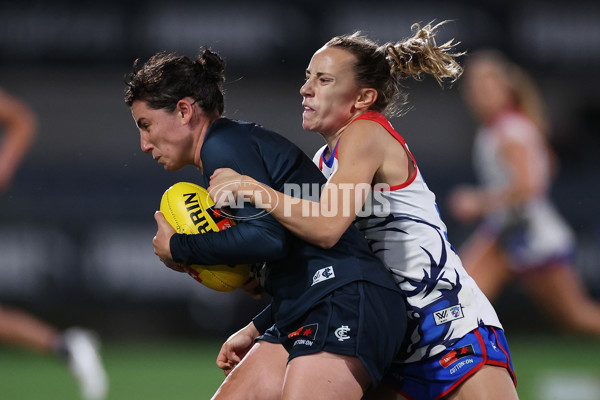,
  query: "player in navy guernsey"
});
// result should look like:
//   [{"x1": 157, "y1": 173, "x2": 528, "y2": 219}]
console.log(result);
[
  {"x1": 210, "y1": 23, "x2": 519, "y2": 400},
  {"x1": 172, "y1": 118, "x2": 403, "y2": 328},
  {"x1": 125, "y1": 49, "x2": 408, "y2": 399}
]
